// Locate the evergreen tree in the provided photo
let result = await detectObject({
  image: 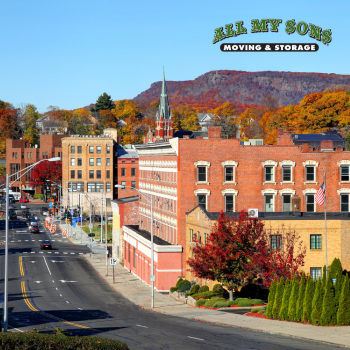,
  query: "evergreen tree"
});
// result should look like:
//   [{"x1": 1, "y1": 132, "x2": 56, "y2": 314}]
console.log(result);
[
  {"x1": 329, "y1": 258, "x2": 342, "y2": 280},
  {"x1": 322, "y1": 265, "x2": 327, "y2": 287},
  {"x1": 279, "y1": 279, "x2": 292, "y2": 320},
  {"x1": 311, "y1": 278, "x2": 324, "y2": 325},
  {"x1": 288, "y1": 276, "x2": 299, "y2": 321},
  {"x1": 90, "y1": 93, "x2": 115, "y2": 112},
  {"x1": 337, "y1": 276, "x2": 350, "y2": 325},
  {"x1": 334, "y1": 269, "x2": 344, "y2": 309},
  {"x1": 296, "y1": 272, "x2": 306, "y2": 321},
  {"x1": 302, "y1": 276, "x2": 315, "y2": 323},
  {"x1": 320, "y1": 275, "x2": 337, "y2": 326},
  {"x1": 266, "y1": 280, "x2": 277, "y2": 319},
  {"x1": 272, "y1": 277, "x2": 284, "y2": 319}
]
